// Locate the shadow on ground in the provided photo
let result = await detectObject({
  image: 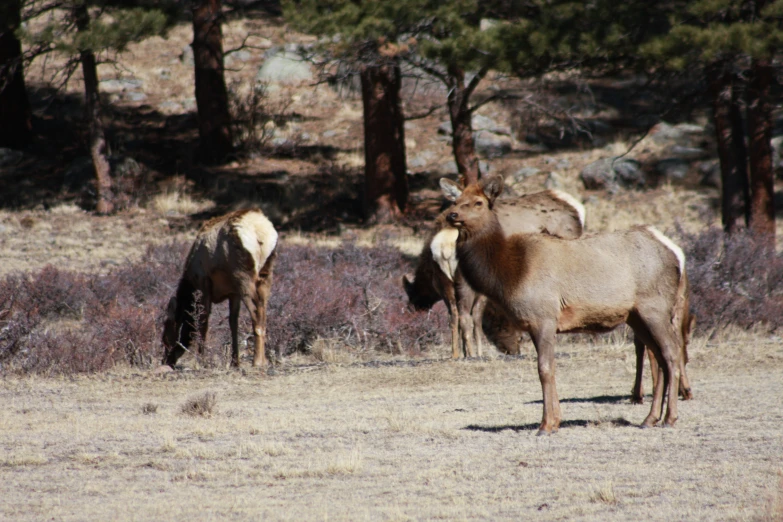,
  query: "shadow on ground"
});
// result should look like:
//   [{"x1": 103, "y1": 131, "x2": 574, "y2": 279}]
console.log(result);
[
  {"x1": 463, "y1": 417, "x2": 635, "y2": 433},
  {"x1": 525, "y1": 394, "x2": 631, "y2": 405}
]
